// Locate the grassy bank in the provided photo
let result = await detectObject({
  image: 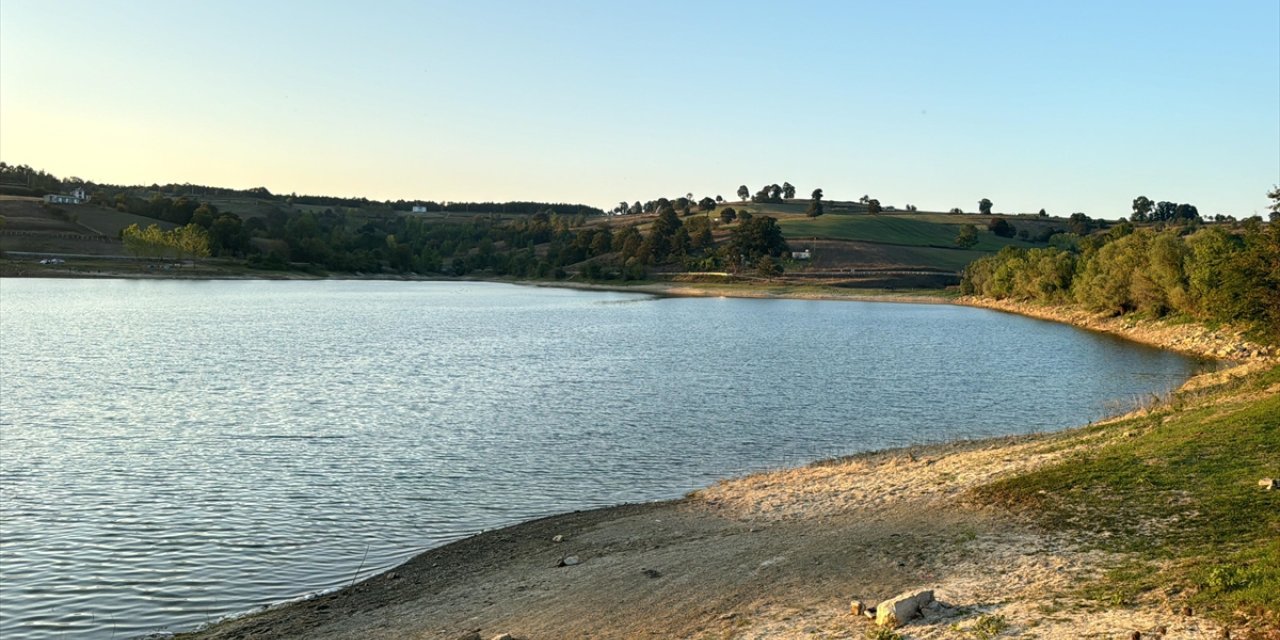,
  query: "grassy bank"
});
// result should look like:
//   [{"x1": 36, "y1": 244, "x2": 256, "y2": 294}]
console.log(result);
[{"x1": 974, "y1": 363, "x2": 1280, "y2": 633}]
